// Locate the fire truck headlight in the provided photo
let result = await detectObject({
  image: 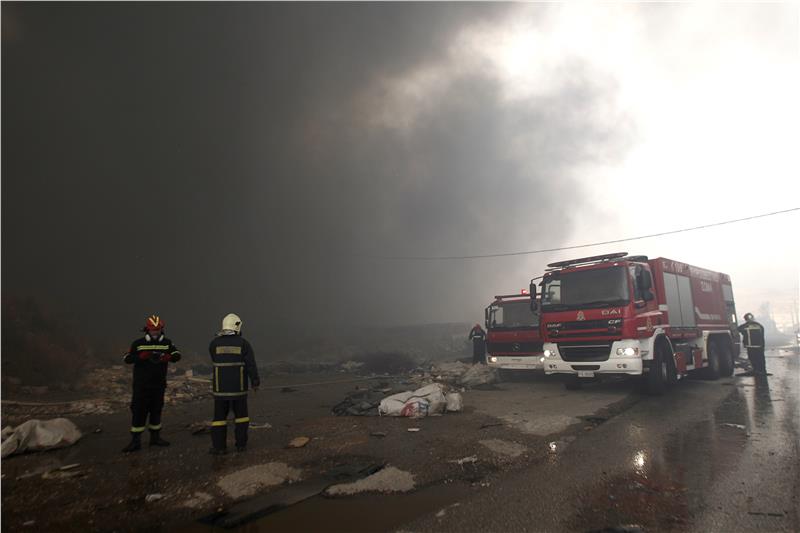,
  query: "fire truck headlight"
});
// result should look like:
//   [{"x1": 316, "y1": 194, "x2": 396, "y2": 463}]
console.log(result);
[
  {"x1": 544, "y1": 349, "x2": 555, "y2": 358},
  {"x1": 616, "y1": 347, "x2": 639, "y2": 357},
  {"x1": 489, "y1": 356, "x2": 498, "y2": 363}
]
